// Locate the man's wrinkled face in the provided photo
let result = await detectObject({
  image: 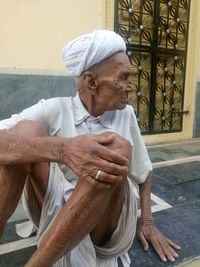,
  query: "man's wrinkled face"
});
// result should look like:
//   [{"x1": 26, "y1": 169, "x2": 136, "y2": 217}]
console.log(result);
[{"x1": 94, "y1": 52, "x2": 133, "y2": 112}]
